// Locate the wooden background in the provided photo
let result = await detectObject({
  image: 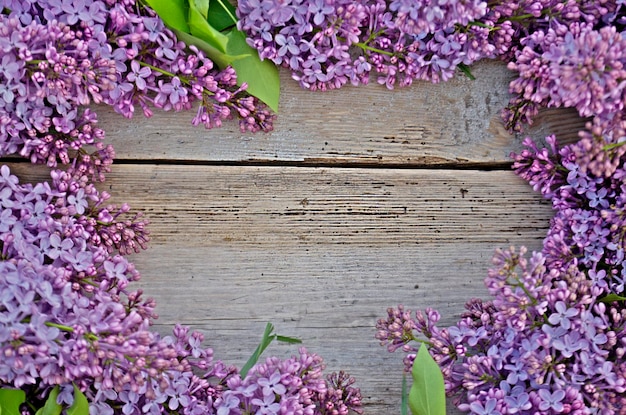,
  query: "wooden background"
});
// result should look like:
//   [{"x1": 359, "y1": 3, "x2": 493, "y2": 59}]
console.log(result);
[{"x1": 9, "y1": 60, "x2": 583, "y2": 413}]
